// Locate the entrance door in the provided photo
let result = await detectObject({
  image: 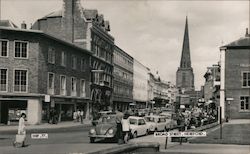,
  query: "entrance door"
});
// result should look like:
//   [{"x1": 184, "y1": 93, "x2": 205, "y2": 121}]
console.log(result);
[{"x1": 0, "y1": 102, "x2": 8, "y2": 124}]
